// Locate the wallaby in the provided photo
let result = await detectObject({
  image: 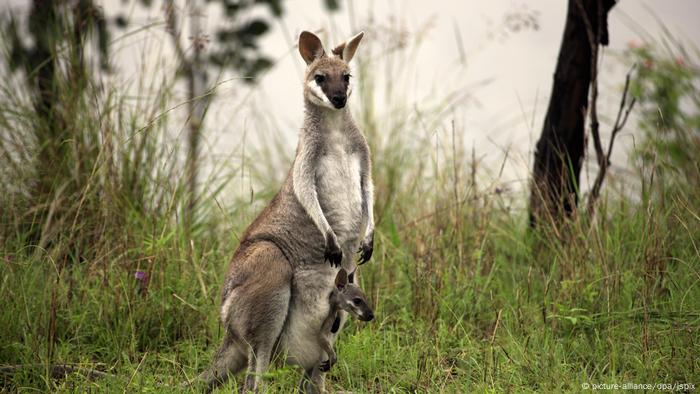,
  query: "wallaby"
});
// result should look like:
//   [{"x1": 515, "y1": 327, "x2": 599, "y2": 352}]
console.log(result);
[
  {"x1": 200, "y1": 30, "x2": 374, "y2": 393},
  {"x1": 317, "y1": 268, "x2": 374, "y2": 373}
]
